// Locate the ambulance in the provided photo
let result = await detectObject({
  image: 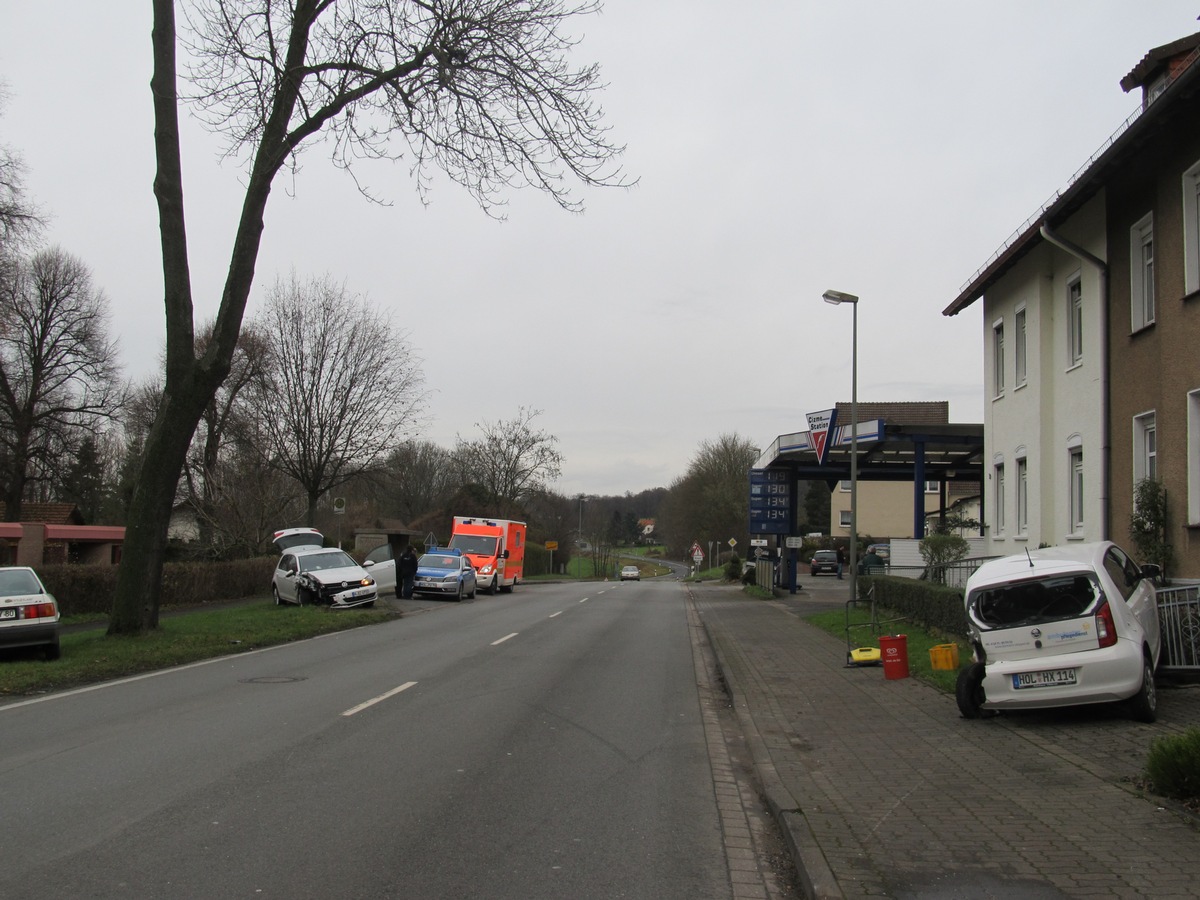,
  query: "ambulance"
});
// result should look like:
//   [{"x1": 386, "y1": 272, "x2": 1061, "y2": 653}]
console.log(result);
[{"x1": 447, "y1": 517, "x2": 527, "y2": 594}]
